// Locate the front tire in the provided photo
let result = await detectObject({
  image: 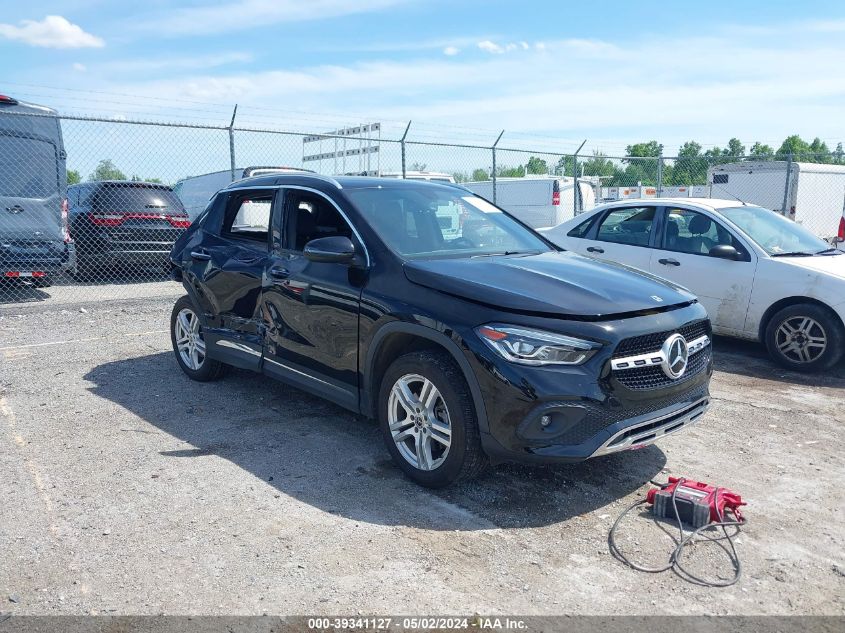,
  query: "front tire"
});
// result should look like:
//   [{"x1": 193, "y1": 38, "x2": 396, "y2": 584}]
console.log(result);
[
  {"x1": 378, "y1": 350, "x2": 487, "y2": 488},
  {"x1": 765, "y1": 303, "x2": 844, "y2": 372},
  {"x1": 170, "y1": 296, "x2": 228, "y2": 381}
]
